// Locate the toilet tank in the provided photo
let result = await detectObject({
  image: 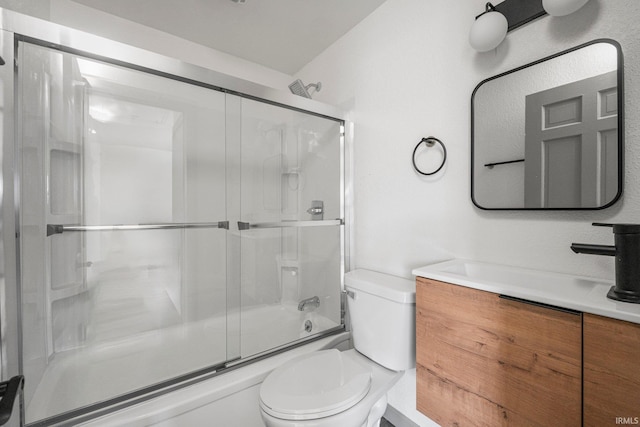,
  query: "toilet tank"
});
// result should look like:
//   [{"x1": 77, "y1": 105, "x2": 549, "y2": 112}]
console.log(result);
[{"x1": 344, "y1": 269, "x2": 415, "y2": 371}]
